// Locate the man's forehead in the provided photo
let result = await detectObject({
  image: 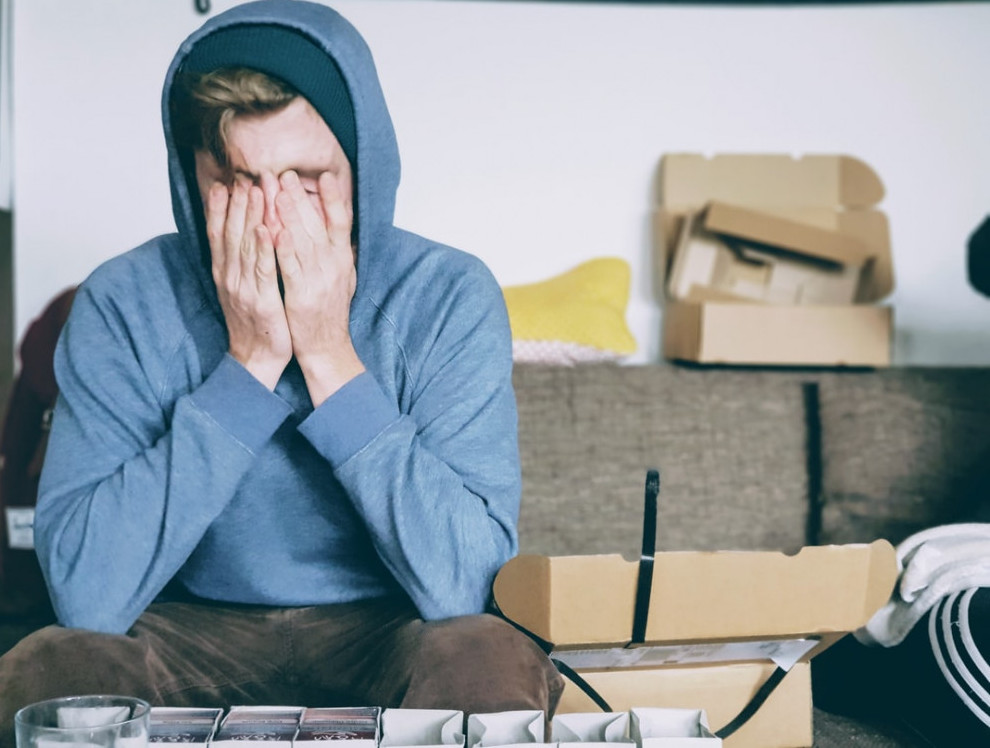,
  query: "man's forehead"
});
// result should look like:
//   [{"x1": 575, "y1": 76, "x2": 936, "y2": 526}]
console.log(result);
[{"x1": 216, "y1": 97, "x2": 345, "y2": 181}]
